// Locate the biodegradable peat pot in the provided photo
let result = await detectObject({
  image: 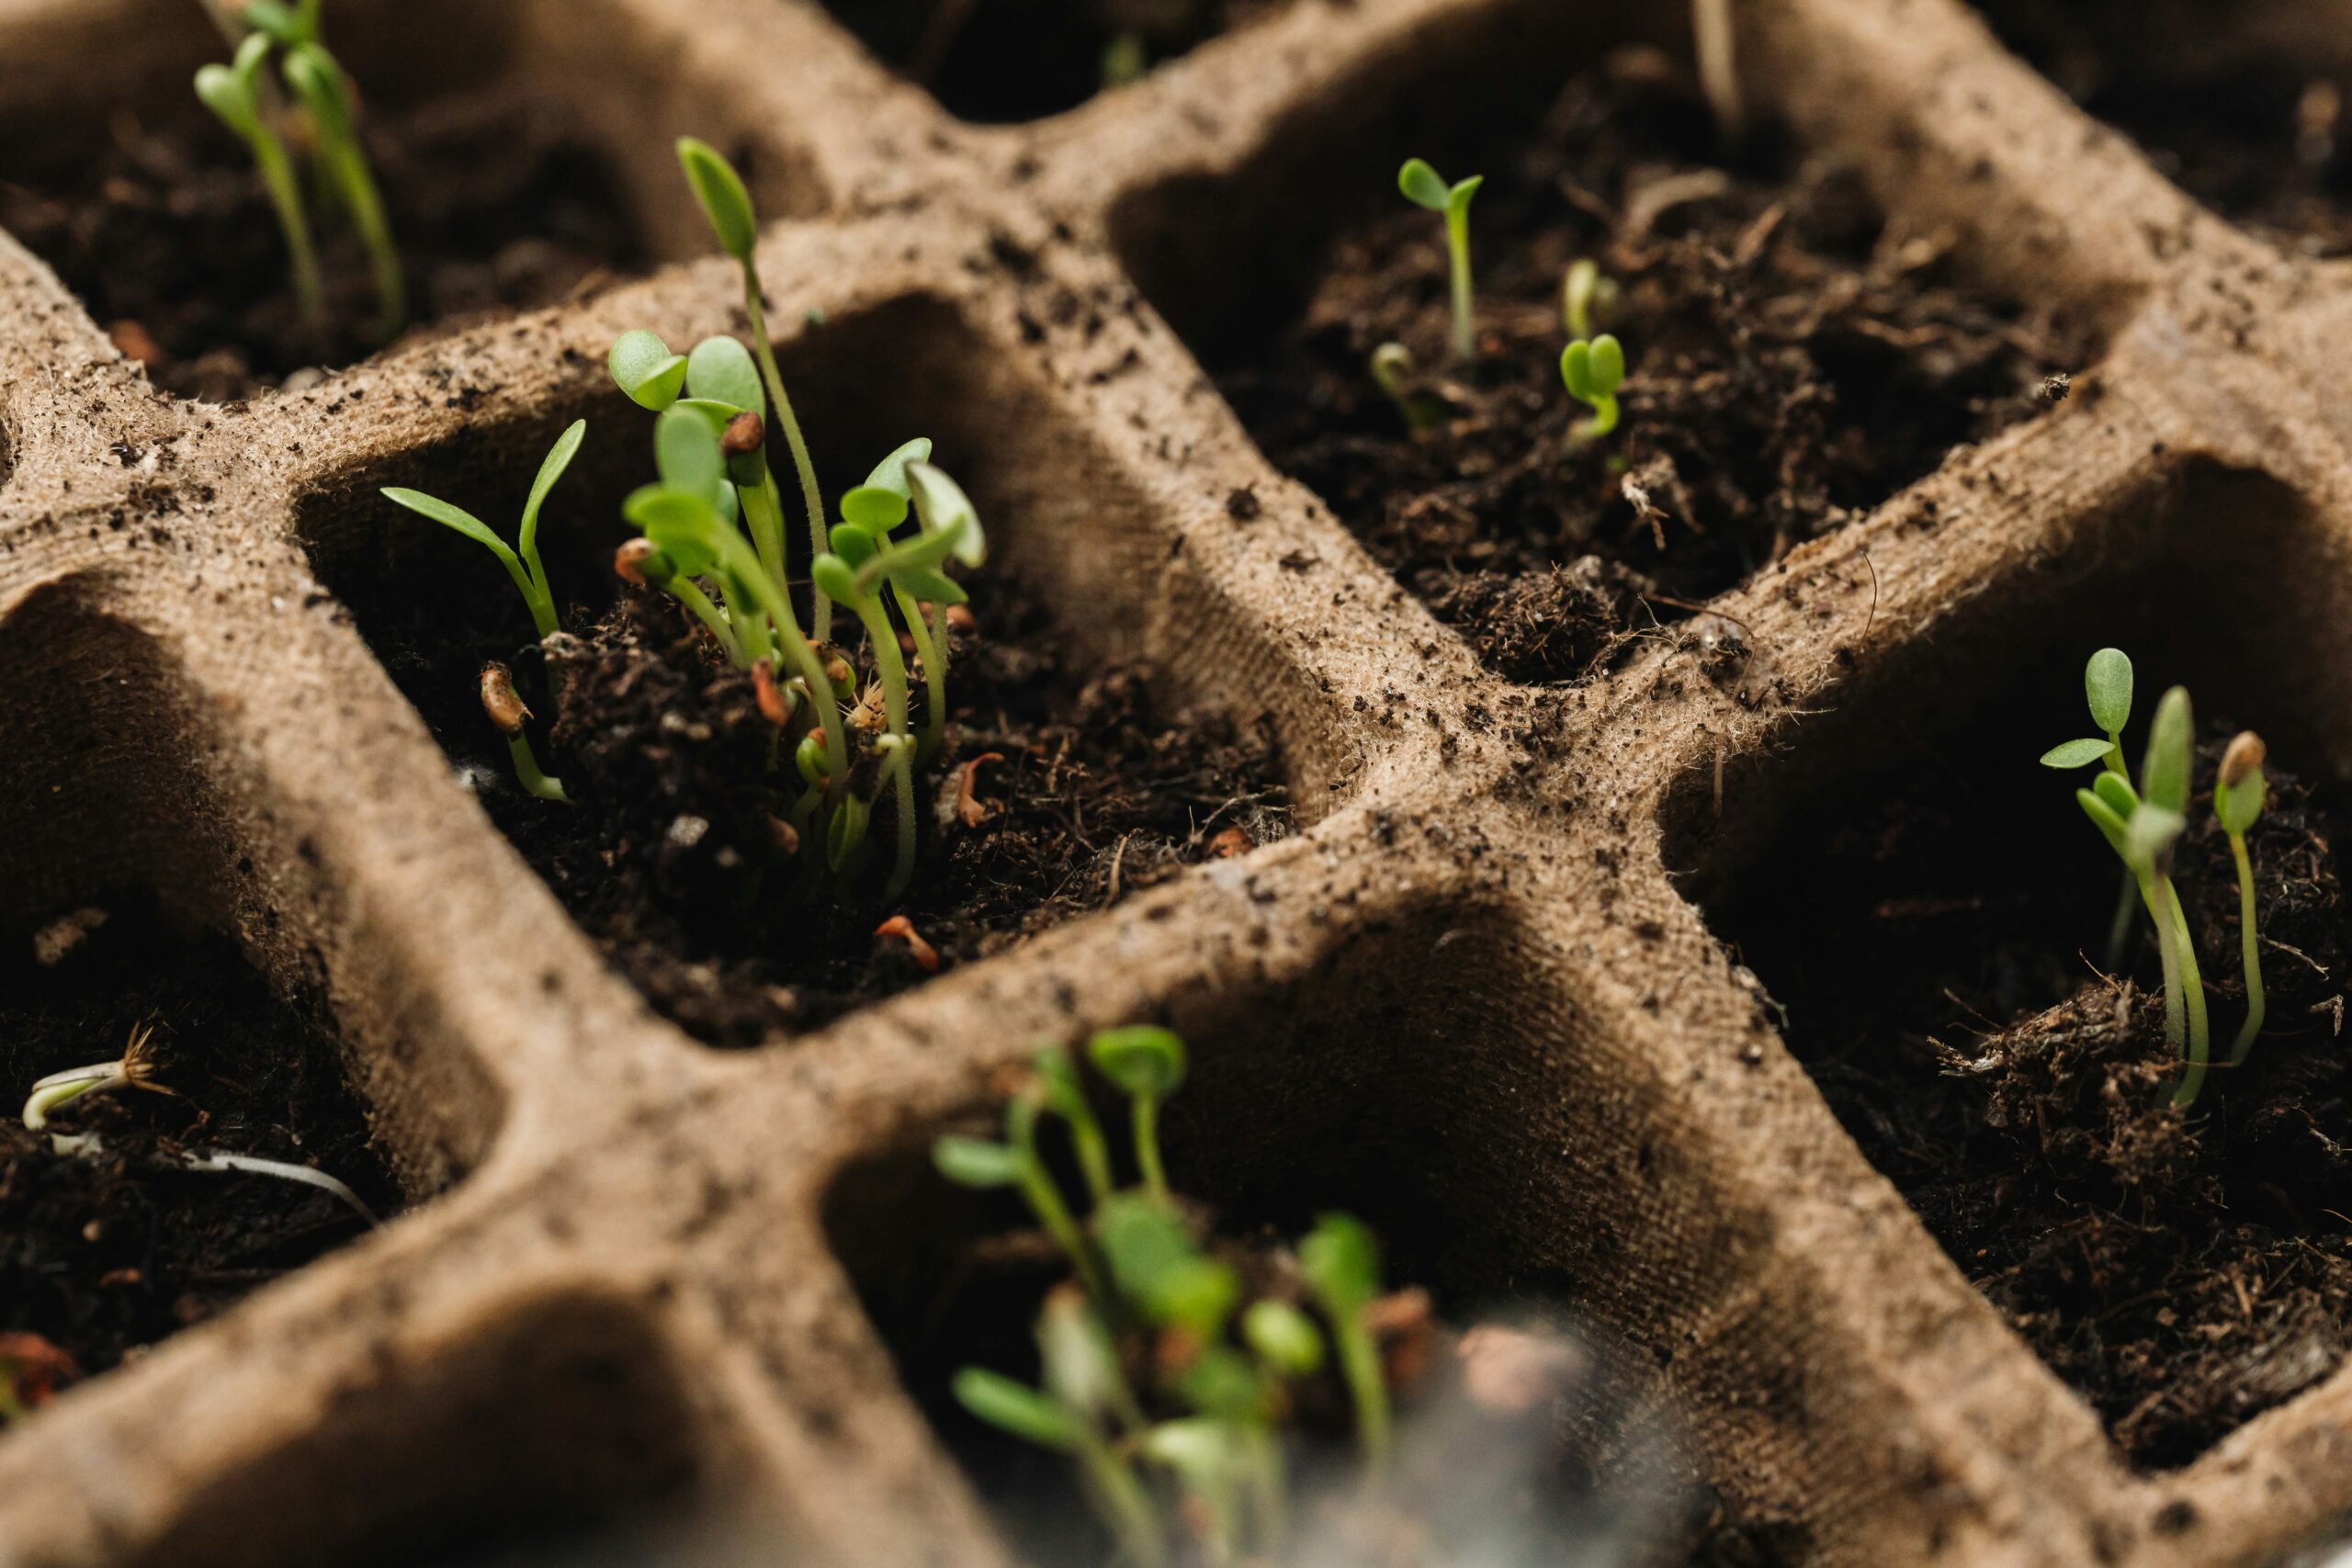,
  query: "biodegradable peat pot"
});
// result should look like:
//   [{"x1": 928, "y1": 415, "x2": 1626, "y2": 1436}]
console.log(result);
[{"x1": 5, "y1": 0, "x2": 2352, "y2": 1564}]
